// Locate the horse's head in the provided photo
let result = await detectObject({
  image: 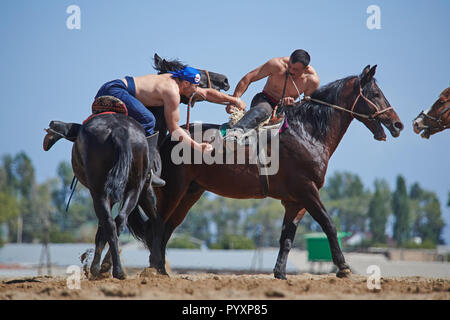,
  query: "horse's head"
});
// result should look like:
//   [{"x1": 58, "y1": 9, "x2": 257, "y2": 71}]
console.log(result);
[
  {"x1": 153, "y1": 53, "x2": 230, "y2": 91},
  {"x1": 351, "y1": 65, "x2": 404, "y2": 141},
  {"x1": 413, "y1": 87, "x2": 450, "y2": 139}
]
